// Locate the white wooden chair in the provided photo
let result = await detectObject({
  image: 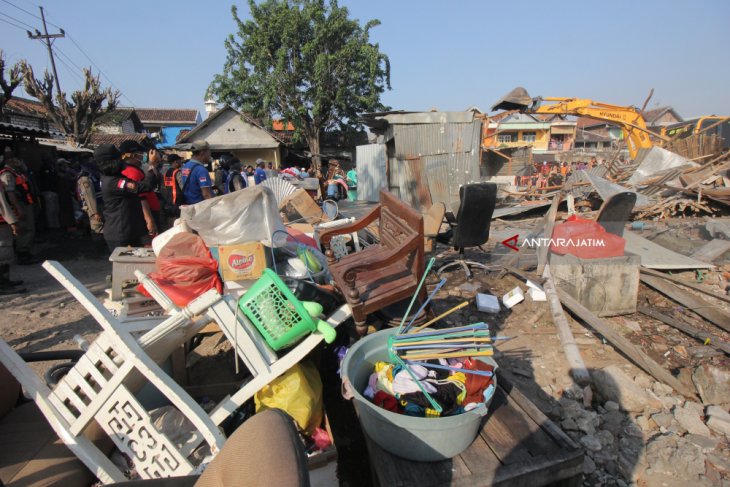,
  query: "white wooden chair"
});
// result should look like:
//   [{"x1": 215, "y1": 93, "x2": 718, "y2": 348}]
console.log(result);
[
  {"x1": 8, "y1": 261, "x2": 351, "y2": 481},
  {"x1": 0, "y1": 263, "x2": 227, "y2": 484}
]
